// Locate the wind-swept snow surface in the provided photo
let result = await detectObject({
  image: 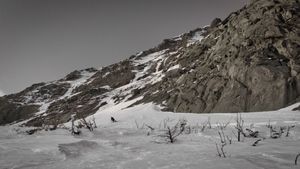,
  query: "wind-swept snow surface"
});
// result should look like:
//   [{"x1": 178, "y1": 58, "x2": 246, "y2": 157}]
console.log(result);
[{"x1": 1, "y1": 103, "x2": 300, "y2": 169}]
